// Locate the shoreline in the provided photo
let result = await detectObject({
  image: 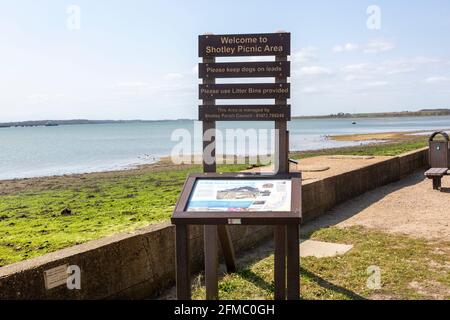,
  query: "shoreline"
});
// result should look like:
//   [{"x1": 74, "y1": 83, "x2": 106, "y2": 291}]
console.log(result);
[
  {"x1": 0, "y1": 143, "x2": 382, "y2": 184},
  {"x1": 0, "y1": 129, "x2": 436, "y2": 184},
  {"x1": 1, "y1": 117, "x2": 448, "y2": 181},
  {"x1": 0, "y1": 137, "x2": 429, "y2": 194},
  {"x1": 1, "y1": 126, "x2": 443, "y2": 184},
  {"x1": 330, "y1": 128, "x2": 450, "y2": 142}
]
